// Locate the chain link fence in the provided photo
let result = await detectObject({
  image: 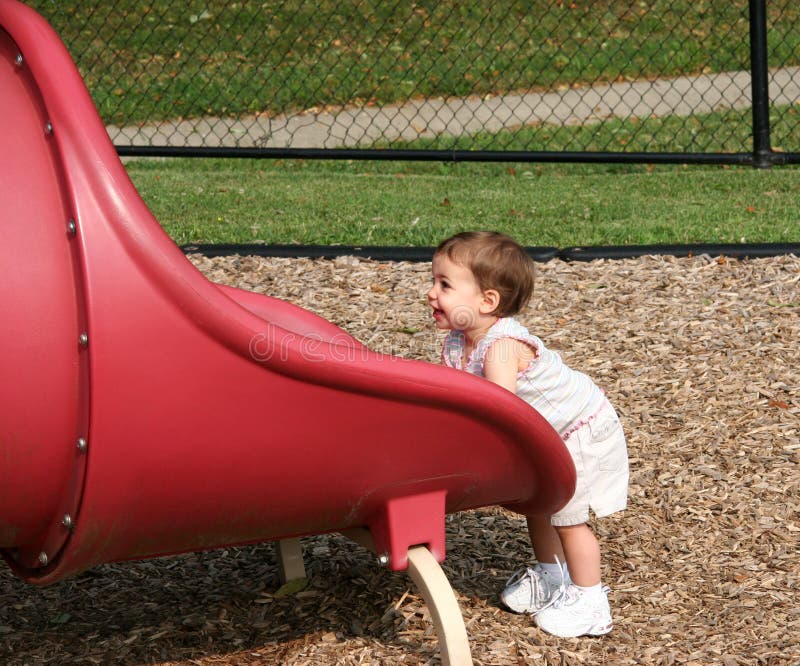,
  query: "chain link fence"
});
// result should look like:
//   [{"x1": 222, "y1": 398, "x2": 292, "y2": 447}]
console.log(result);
[{"x1": 28, "y1": 0, "x2": 800, "y2": 164}]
